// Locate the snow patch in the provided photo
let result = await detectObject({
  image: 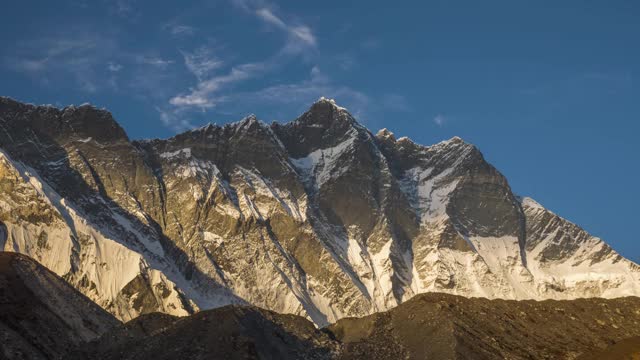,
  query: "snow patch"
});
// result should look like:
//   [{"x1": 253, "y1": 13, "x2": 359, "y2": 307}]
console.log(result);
[
  {"x1": 290, "y1": 128, "x2": 357, "y2": 188},
  {"x1": 160, "y1": 148, "x2": 192, "y2": 159}
]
